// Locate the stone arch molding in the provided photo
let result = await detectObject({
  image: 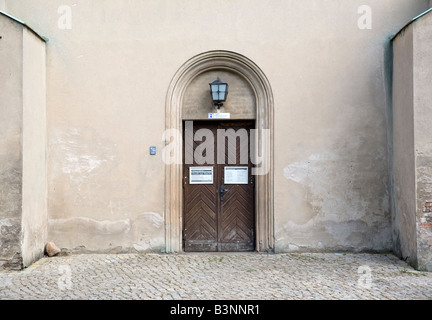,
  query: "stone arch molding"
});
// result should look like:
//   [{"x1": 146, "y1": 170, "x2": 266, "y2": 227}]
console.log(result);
[{"x1": 164, "y1": 50, "x2": 274, "y2": 253}]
